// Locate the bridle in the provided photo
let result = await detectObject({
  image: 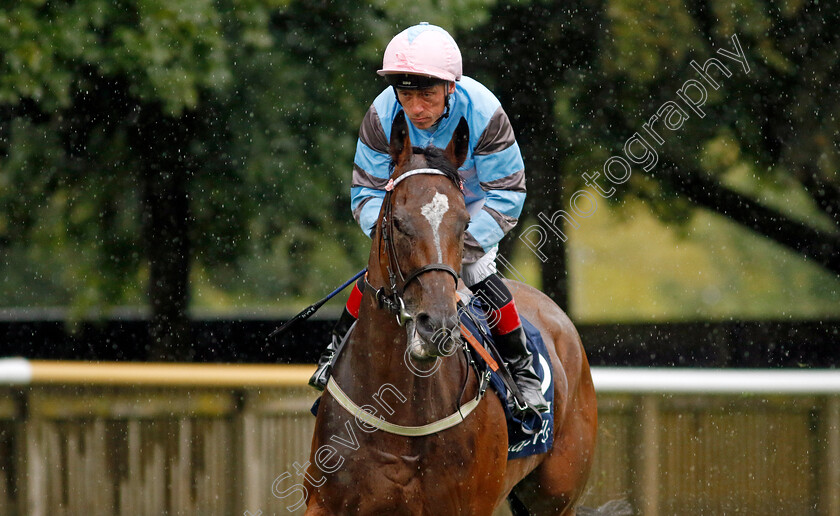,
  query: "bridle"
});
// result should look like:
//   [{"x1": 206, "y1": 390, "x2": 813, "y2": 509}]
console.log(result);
[
  {"x1": 326, "y1": 164, "x2": 495, "y2": 437},
  {"x1": 365, "y1": 166, "x2": 461, "y2": 326}
]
